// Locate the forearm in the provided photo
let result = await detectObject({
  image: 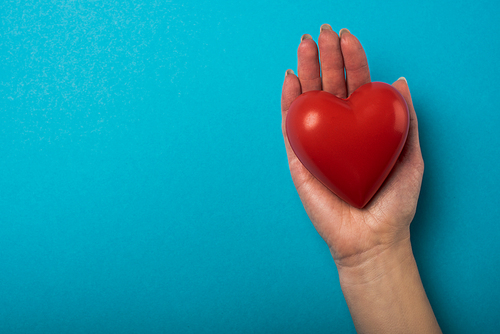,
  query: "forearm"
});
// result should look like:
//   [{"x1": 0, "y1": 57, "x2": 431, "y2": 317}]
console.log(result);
[{"x1": 335, "y1": 238, "x2": 441, "y2": 334}]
